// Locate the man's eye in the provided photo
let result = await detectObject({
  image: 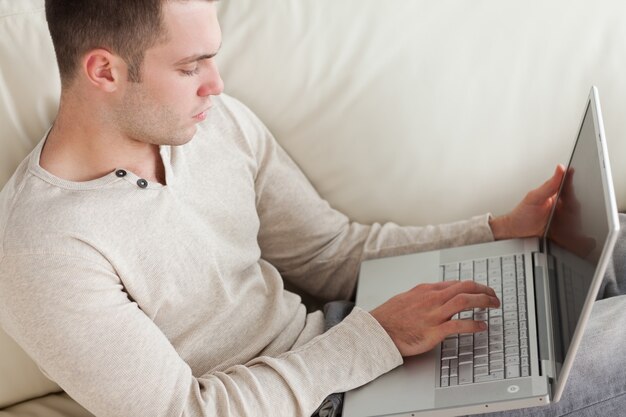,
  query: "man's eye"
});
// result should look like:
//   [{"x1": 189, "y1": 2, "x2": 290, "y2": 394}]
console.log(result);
[{"x1": 181, "y1": 67, "x2": 200, "y2": 76}]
